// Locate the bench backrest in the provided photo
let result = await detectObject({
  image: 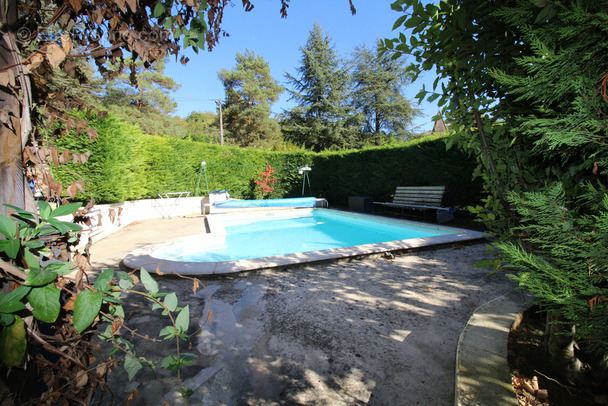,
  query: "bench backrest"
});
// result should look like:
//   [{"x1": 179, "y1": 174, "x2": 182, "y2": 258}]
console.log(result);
[{"x1": 392, "y1": 186, "x2": 445, "y2": 206}]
